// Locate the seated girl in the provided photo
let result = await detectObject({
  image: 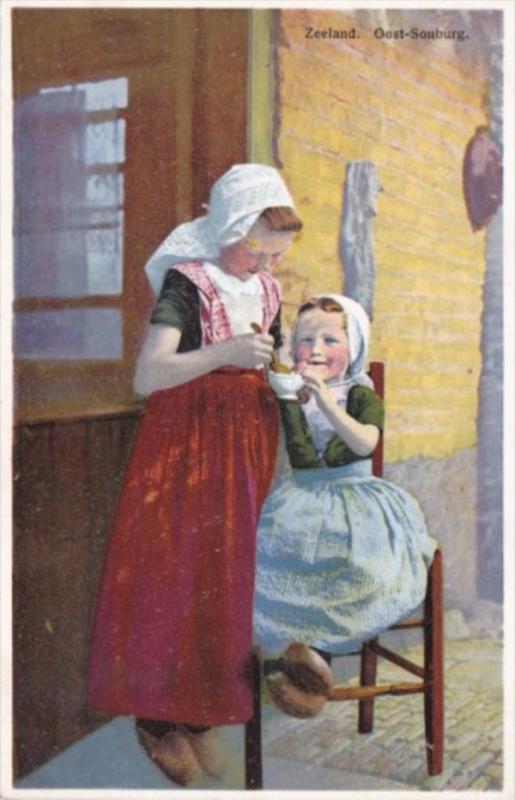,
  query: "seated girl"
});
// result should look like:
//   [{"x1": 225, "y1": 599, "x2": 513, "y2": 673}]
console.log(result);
[{"x1": 253, "y1": 294, "x2": 437, "y2": 717}]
